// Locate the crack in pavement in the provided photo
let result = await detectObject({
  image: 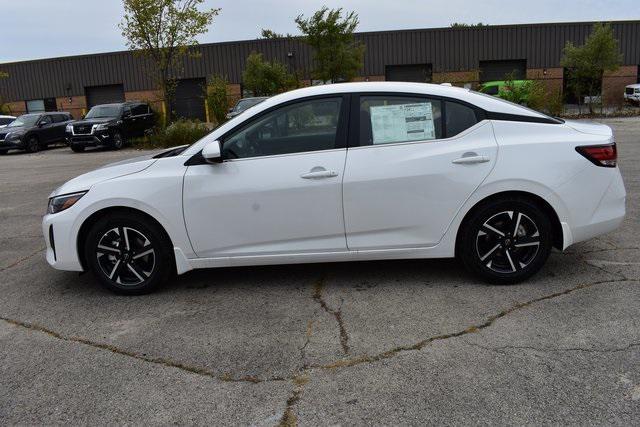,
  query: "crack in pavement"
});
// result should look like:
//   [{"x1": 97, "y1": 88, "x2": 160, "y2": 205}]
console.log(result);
[
  {"x1": 310, "y1": 277, "x2": 635, "y2": 371},
  {"x1": 278, "y1": 373, "x2": 310, "y2": 427},
  {"x1": 0, "y1": 246, "x2": 45, "y2": 272},
  {"x1": 0, "y1": 316, "x2": 288, "y2": 384},
  {"x1": 312, "y1": 276, "x2": 350, "y2": 355}
]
